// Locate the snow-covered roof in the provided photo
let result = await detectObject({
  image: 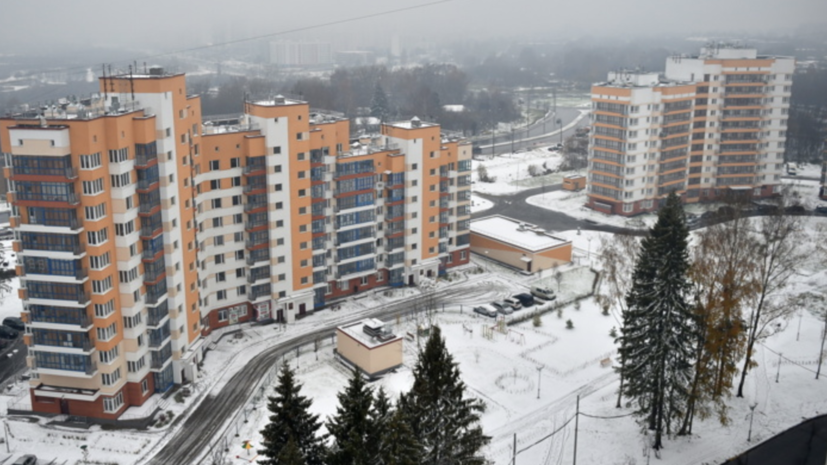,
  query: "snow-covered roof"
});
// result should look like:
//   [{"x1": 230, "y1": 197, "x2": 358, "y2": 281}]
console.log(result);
[
  {"x1": 471, "y1": 215, "x2": 570, "y2": 253},
  {"x1": 337, "y1": 319, "x2": 402, "y2": 349}
]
